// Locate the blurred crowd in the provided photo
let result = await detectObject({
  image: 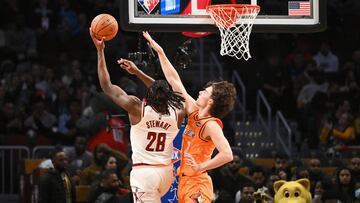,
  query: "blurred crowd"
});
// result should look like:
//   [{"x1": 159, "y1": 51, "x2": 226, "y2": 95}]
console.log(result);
[
  {"x1": 0, "y1": 0, "x2": 136, "y2": 147},
  {"x1": 38, "y1": 143, "x2": 132, "y2": 202},
  {"x1": 231, "y1": 0, "x2": 360, "y2": 155},
  {"x1": 212, "y1": 151, "x2": 360, "y2": 203}
]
